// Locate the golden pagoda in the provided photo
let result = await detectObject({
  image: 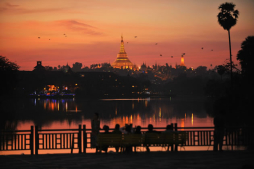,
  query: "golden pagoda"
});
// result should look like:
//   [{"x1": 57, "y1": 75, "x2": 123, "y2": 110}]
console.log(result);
[
  {"x1": 180, "y1": 55, "x2": 185, "y2": 67},
  {"x1": 111, "y1": 35, "x2": 133, "y2": 69}
]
